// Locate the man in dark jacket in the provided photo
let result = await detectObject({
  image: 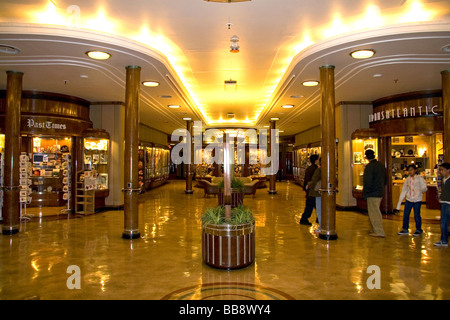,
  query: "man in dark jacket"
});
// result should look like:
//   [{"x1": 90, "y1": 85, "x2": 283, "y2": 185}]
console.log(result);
[
  {"x1": 363, "y1": 149, "x2": 386, "y2": 237},
  {"x1": 300, "y1": 154, "x2": 319, "y2": 225}
]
